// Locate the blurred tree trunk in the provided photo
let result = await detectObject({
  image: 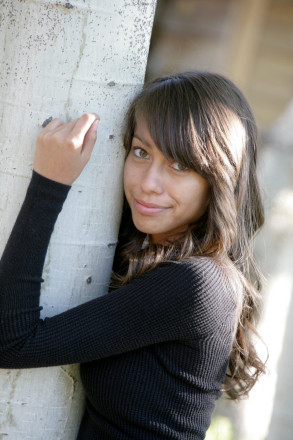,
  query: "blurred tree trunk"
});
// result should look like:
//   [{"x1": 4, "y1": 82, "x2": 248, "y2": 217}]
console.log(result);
[
  {"x1": 0, "y1": 0, "x2": 156, "y2": 438},
  {"x1": 259, "y1": 100, "x2": 293, "y2": 440},
  {"x1": 235, "y1": 99, "x2": 293, "y2": 440}
]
